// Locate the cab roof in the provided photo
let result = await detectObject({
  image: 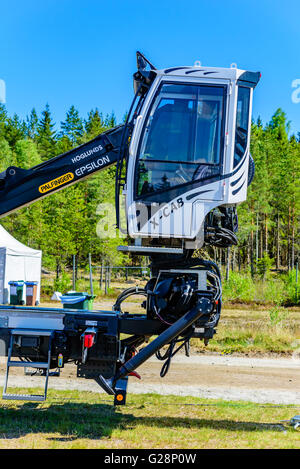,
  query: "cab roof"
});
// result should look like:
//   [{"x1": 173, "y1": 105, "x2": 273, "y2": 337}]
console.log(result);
[{"x1": 156, "y1": 65, "x2": 261, "y2": 88}]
